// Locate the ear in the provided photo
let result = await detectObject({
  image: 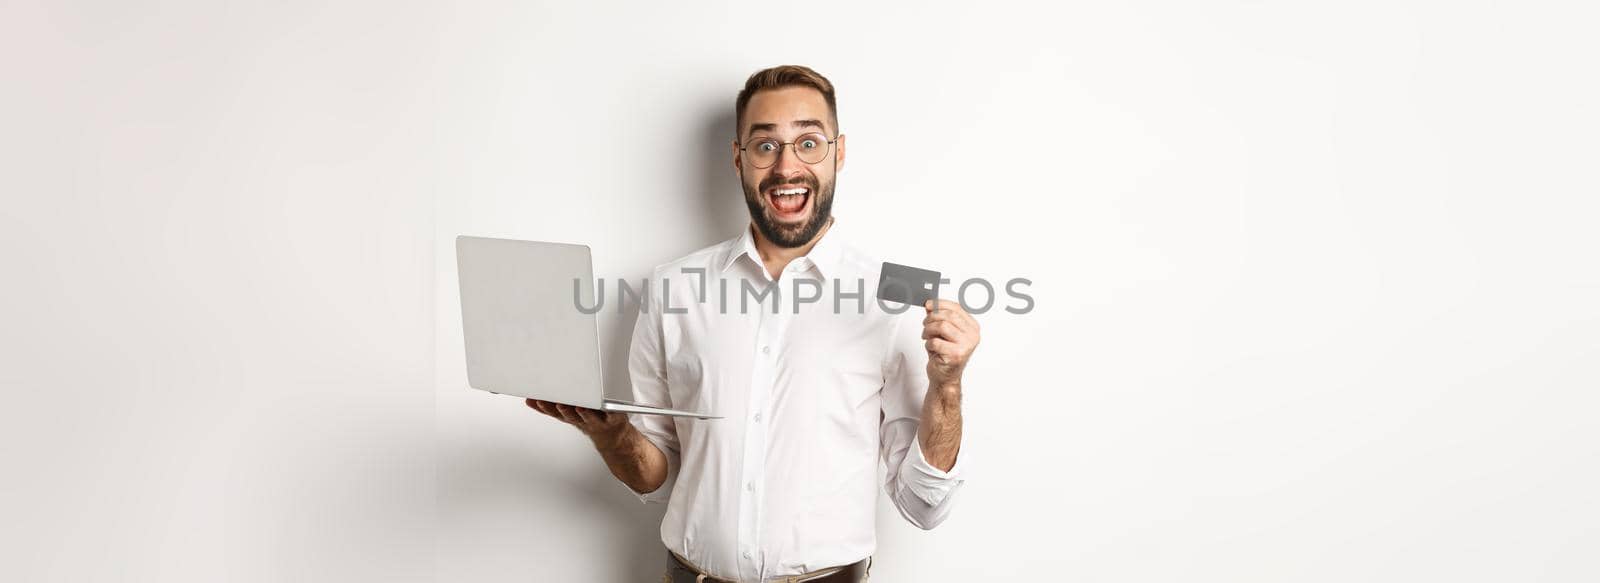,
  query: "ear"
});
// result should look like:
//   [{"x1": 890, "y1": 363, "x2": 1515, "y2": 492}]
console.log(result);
[
  {"x1": 834, "y1": 133, "x2": 846, "y2": 173},
  {"x1": 731, "y1": 139, "x2": 743, "y2": 178}
]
